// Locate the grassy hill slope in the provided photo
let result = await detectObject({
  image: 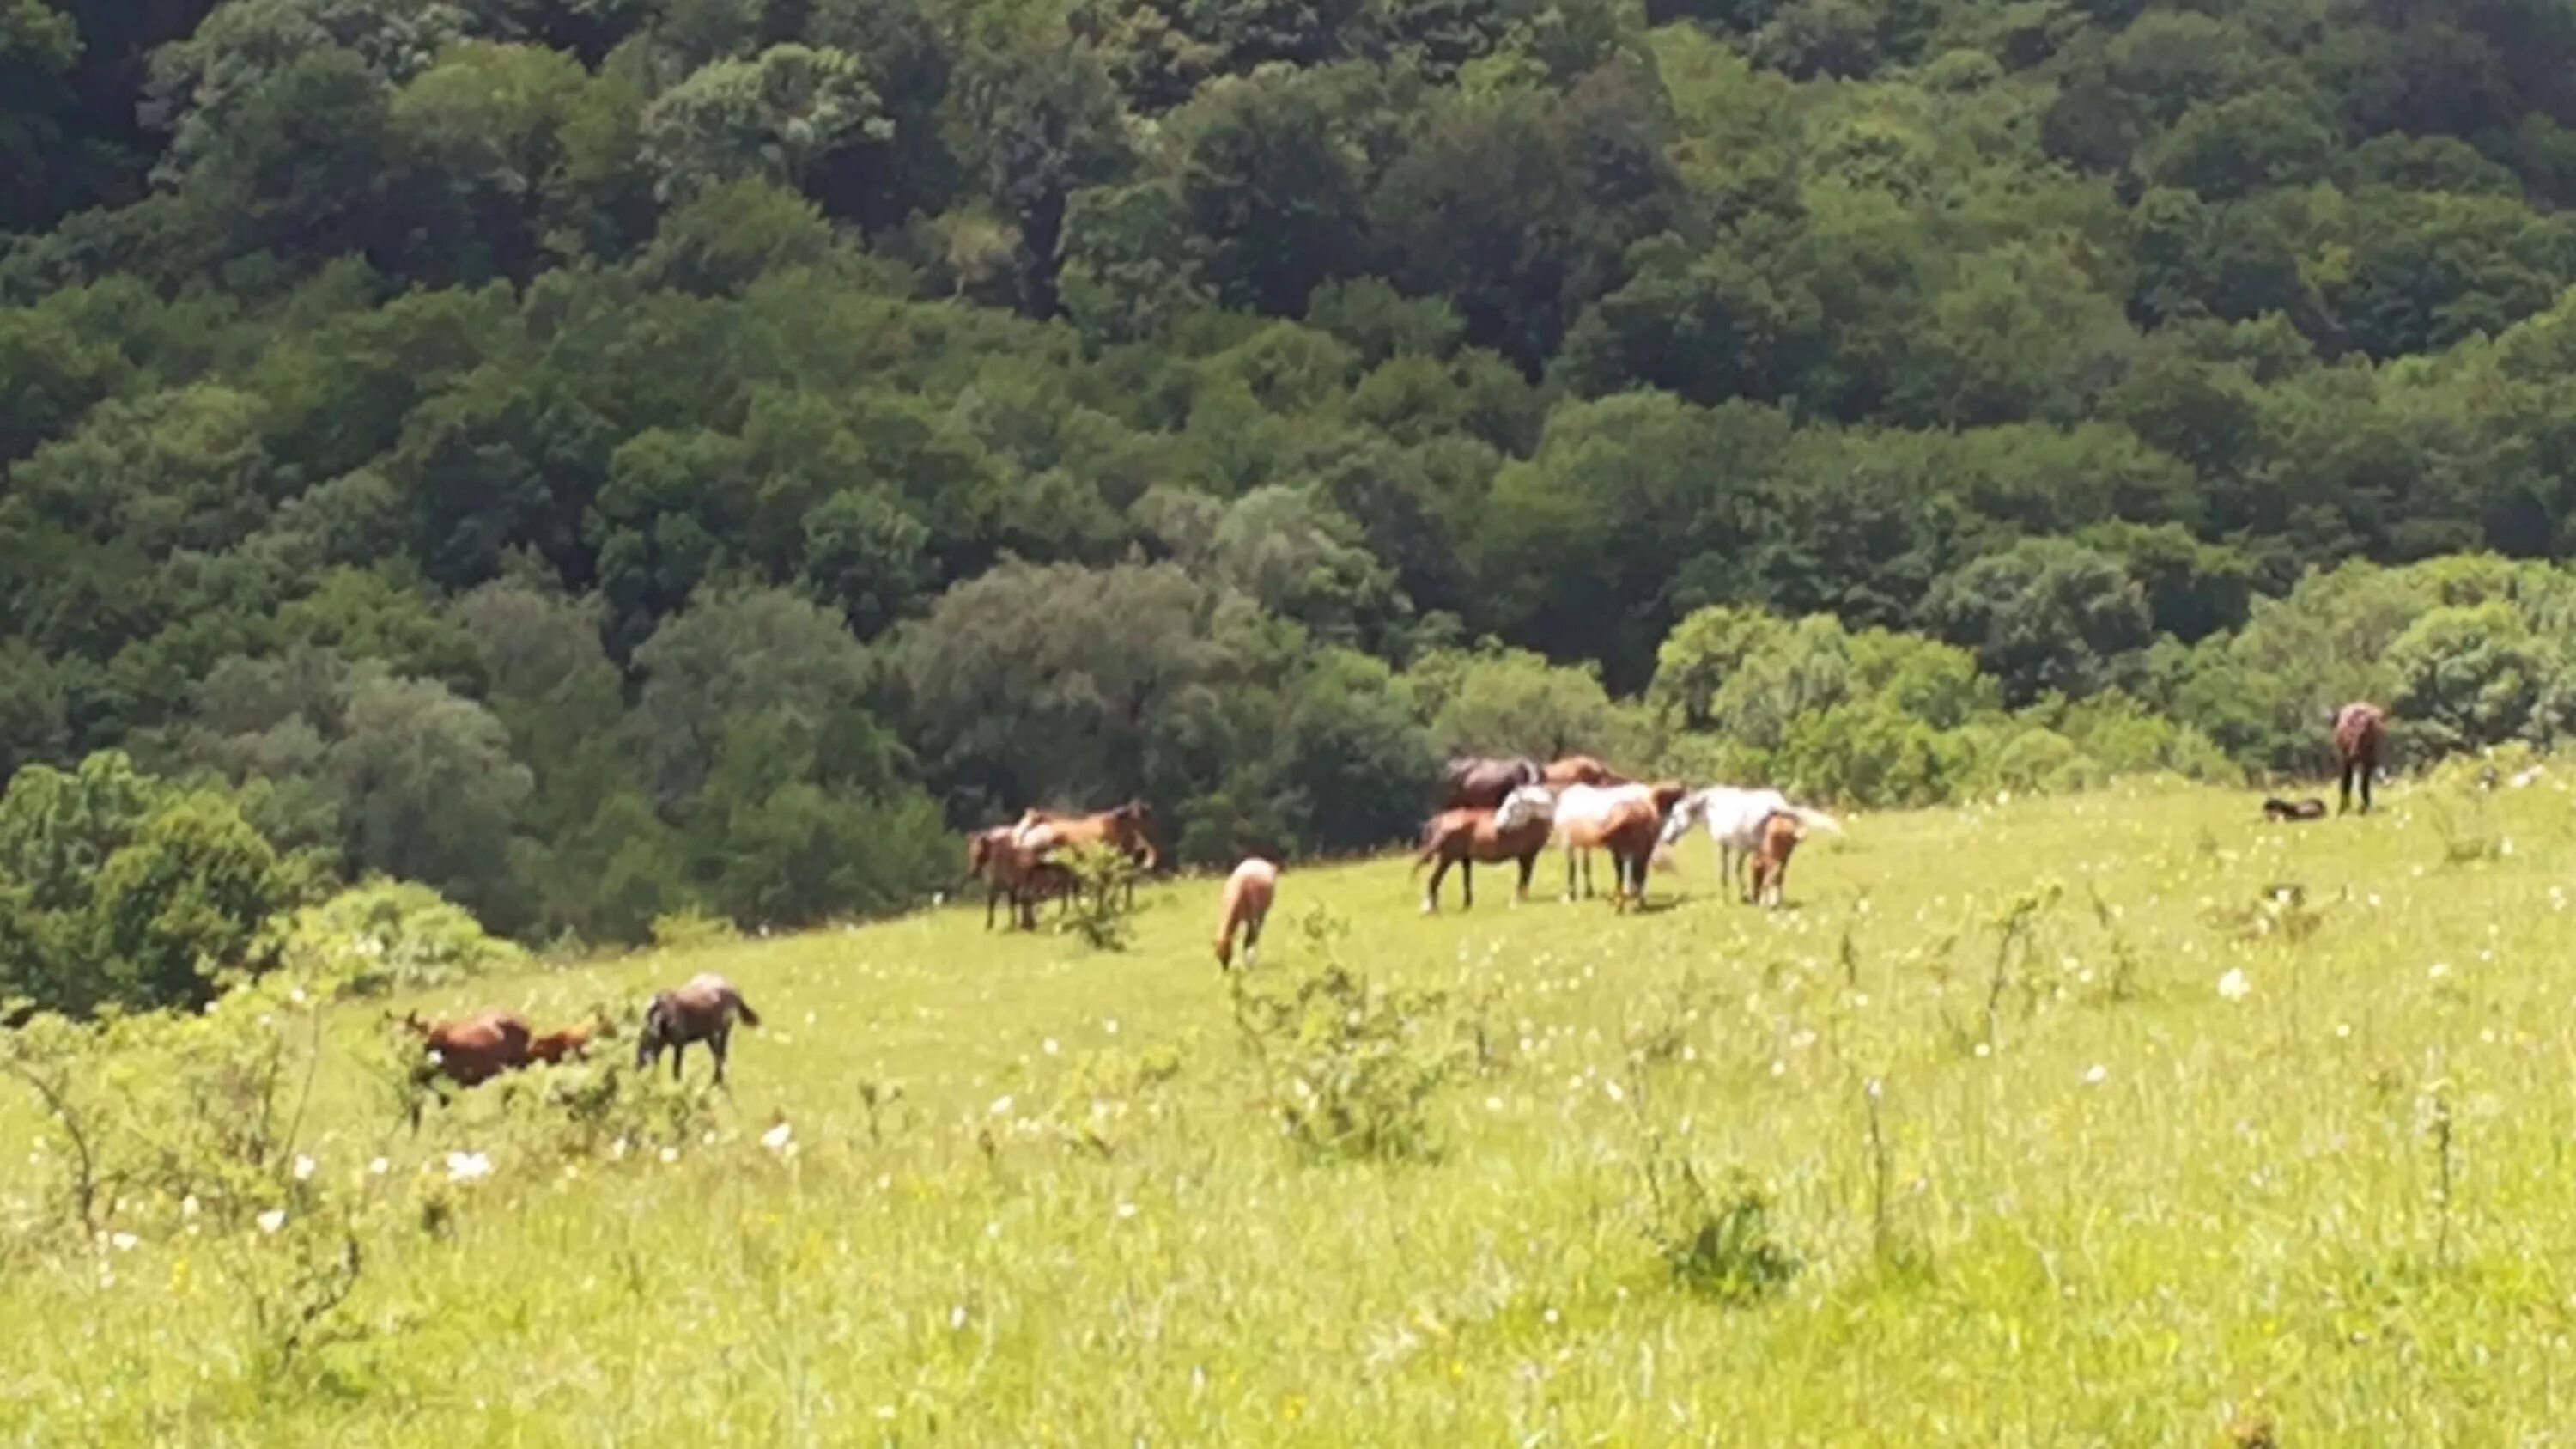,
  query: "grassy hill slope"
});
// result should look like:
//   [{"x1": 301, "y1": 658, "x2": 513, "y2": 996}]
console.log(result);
[{"x1": 9, "y1": 777, "x2": 2576, "y2": 1443}]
